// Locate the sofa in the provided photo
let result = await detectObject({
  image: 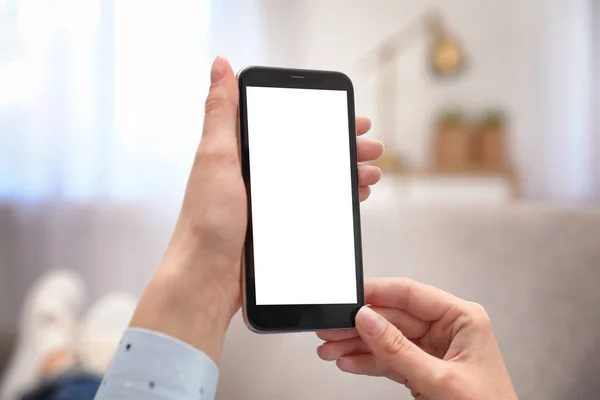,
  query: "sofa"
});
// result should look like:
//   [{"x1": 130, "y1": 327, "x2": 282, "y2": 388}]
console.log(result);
[
  {"x1": 218, "y1": 204, "x2": 600, "y2": 399},
  {"x1": 1, "y1": 202, "x2": 600, "y2": 399}
]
